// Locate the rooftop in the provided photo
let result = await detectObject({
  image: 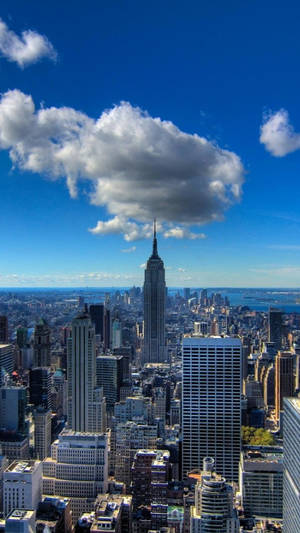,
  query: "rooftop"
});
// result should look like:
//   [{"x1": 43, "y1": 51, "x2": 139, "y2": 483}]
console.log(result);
[
  {"x1": 6, "y1": 460, "x2": 39, "y2": 473},
  {"x1": 6, "y1": 509, "x2": 35, "y2": 521}
]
